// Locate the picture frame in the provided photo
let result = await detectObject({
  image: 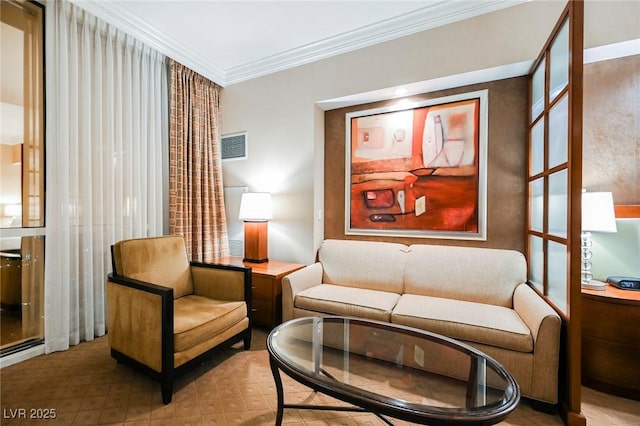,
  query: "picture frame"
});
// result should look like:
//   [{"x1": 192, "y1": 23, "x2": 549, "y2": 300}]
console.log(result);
[{"x1": 345, "y1": 90, "x2": 488, "y2": 240}]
